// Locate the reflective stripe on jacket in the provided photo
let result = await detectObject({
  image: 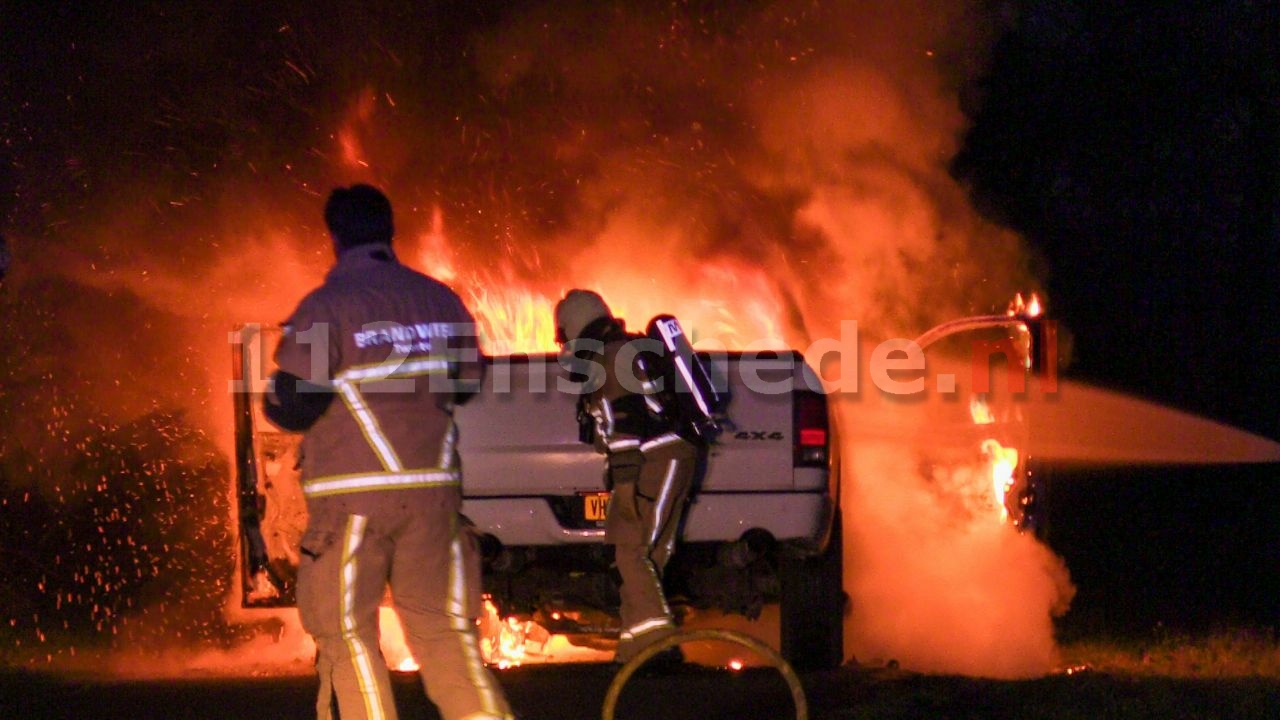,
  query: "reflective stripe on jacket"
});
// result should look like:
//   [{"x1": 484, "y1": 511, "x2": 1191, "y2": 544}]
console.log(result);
[{"x1": 272, "y1": 244, "x2": 483, "y2": 498}]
